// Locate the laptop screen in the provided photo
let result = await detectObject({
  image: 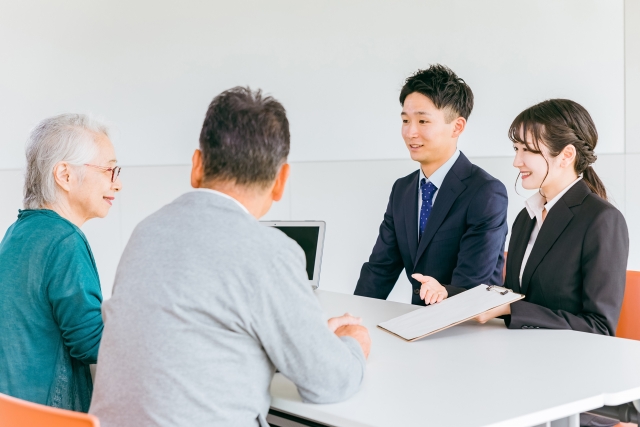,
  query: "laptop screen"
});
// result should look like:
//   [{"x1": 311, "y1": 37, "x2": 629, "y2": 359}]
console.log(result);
[
  {"x1": 261, "y1": 221, "x2": 326, "y2": 289},
  {"x1": 272, "y1": 226, "x2": 319, "y2": 280}
]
